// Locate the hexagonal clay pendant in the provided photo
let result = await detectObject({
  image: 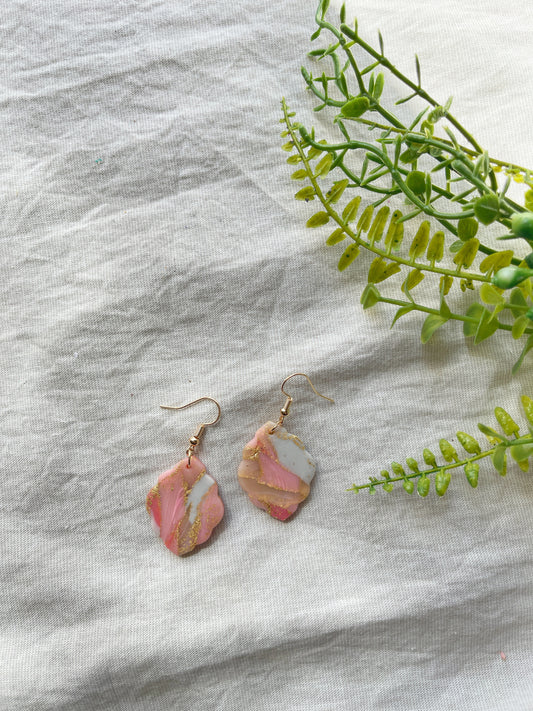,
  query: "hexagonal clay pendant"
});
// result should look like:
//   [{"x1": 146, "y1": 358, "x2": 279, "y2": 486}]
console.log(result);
[
  {"x1": 146, "y1": 455, "x2": 224, "y2": 556},
  {"x1": 237, "y1": 421, "x2": 315, "y2": 520}
]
